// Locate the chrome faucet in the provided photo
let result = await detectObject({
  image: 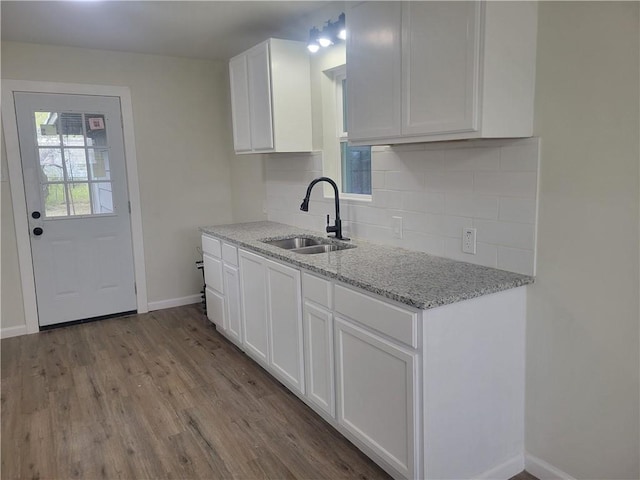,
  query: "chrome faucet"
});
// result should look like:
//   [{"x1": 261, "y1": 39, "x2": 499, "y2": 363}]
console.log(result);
[{"x1": 300, "y1": 176, "x2": 349, "y2": 241}]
